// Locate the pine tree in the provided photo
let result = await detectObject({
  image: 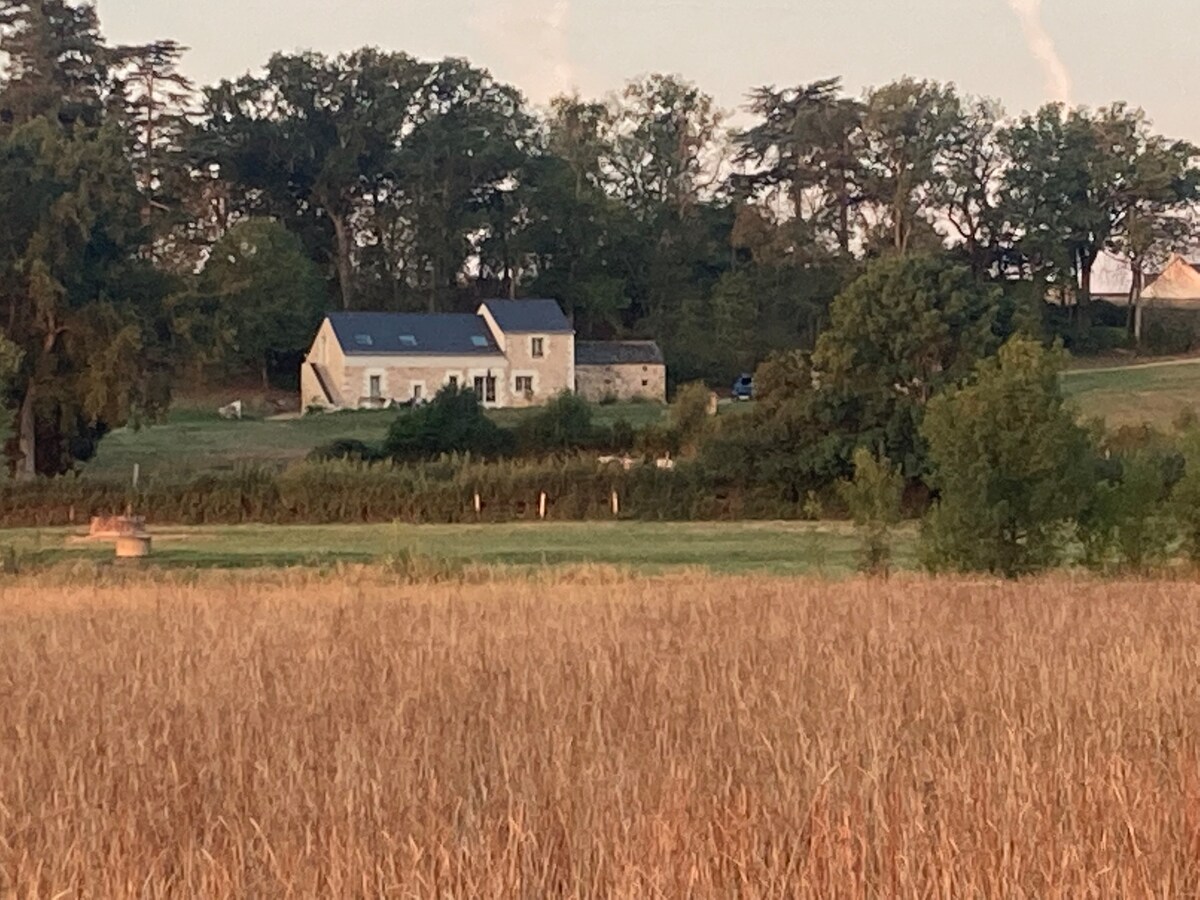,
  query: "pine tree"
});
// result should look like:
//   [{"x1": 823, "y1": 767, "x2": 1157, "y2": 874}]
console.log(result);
[{"x1": 0, "y1": 0, "x2": 108, "y2": 128}]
